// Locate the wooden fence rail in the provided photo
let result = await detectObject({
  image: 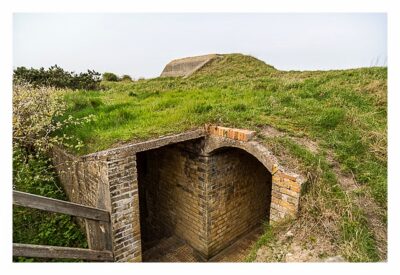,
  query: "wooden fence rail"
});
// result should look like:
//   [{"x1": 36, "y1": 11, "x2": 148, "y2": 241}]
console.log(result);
[
  {"x1": 13, "y1": 243, "x2": 114, "y2": 261},
  {"x1": 13, "y1": 191, "x2": 113, "y2": 261},
  {"x1": 13, "y1": 191, "x2": 110, "y2": 222}
]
